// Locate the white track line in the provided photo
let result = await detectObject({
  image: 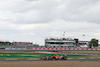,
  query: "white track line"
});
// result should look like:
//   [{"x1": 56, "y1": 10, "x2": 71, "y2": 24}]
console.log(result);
[
  {"x1": 5, "y1": 59, "x2": 18, "y2": 60},
  {"x1": 68, "y1": 58, "x2": 73, "y2": 59},
  {"x1": 89, "y1": 57, "x2": 96, "y2": 59},
  {"x1": 27, "y1": 58, "x2": 35, "y2": 60},
  {"x1": 78, "y1": 58, "x2": 86, "y2": 59},
  {"x1": 75, "y1": 53, "x2": 78, "y2": 54},
  {"x1": 27, "y1": 58, "x2": 39, "y2": 60}
]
